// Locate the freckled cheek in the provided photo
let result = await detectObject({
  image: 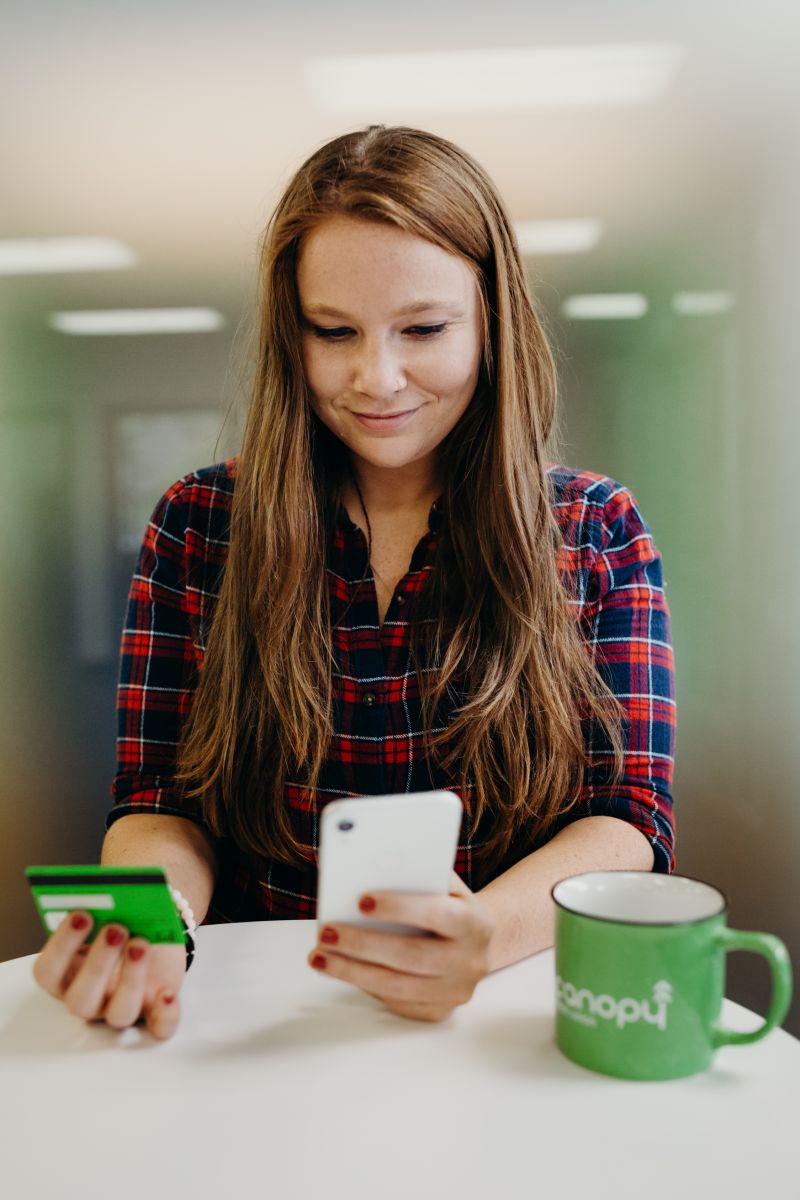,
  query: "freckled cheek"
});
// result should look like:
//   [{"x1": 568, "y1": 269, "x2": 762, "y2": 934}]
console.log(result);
[
  {"x1": 426, "y1": 362, "x2": 481, "y2": 407},
  {"x1": 304, "y1": 360, "x2": 347, "y2": 413},
  {"x1": 425, "y1": 339, "x2": 481, "y2": 393}
]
